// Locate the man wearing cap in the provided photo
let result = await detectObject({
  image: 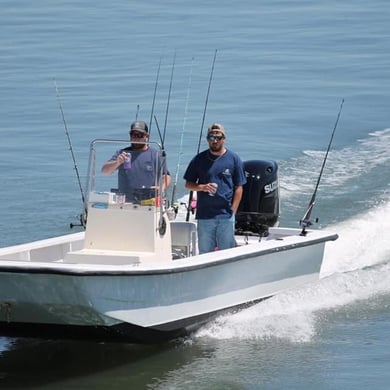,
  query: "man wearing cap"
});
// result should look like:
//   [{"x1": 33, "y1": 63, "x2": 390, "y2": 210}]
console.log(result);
[
  {"x1": 102, "y1": 120, "x2": 171, "y2": 202},
  {"x1": 184, "y1": 123, "x2": 246, "y2": 254}
]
